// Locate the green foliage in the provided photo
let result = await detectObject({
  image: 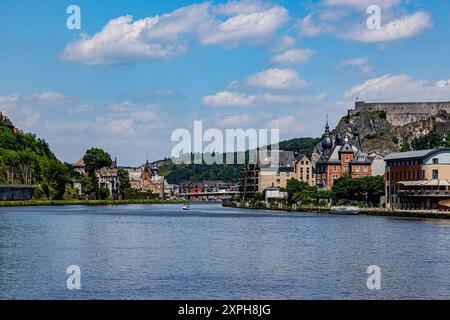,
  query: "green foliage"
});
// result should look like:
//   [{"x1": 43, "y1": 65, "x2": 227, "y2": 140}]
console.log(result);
[
  {"x1": 400, "y1": 142, "x2": 411, "y2": 152},
  {"x1": 373, "y1": 110, "x2": 387, "y2": 120},
  {"x1": 118, "y1": 169, "x2": 131, "y2": 191},
  {"x1": 255, "y1": 192, "x2": 263, "y2": 201},
  {"x1": 279, "y1": 138, "x2": 321, "y2": 158},
  {"x1": 286, "y1": 178, "x2": 318, "y2": 205},
  {"x1": 81, "y1": 175, "x2": 98, "y2": 195},
  {"x1": 83, "y1": 148, "x2": 112, "y2": 176},
  {"x1": 332, "y1": 175, "x2": 385, "y2": 205},
  {"x1": 33, "y1": 185, "x2": 47, "y2": 200},
  {"x1": 0, "y1": 120, "x2": 73, "y2": 199},
  {"x1": 411, "y1": 132, "x2": 442, "y2": 151},
  {"x1": 98, "y1": 187, "x2": 110, "y2": 200}
]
